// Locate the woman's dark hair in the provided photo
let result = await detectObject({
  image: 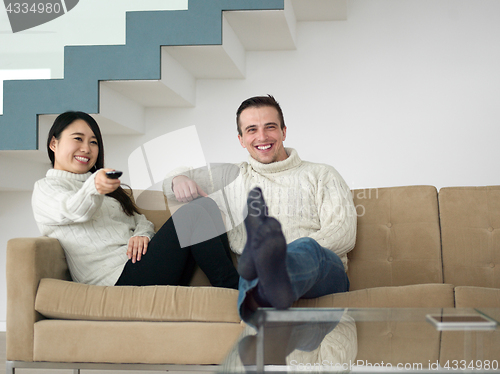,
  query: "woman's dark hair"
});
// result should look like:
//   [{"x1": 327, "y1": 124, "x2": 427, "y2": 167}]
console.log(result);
[
  {"x1": 236, "y1": 95, "x2": 286, "y2": 136},
  {"x1": 47, "y1": 111, "x2": 139, "y2": 216}
]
